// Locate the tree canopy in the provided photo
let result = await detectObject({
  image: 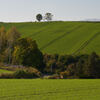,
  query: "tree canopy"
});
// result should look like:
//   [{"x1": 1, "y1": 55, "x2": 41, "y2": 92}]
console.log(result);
[
  {"x1": 36, "y1": 14, "x2": 43, "y2": 22},
  {"x1": 0, "y1": 26, "x2": 44, "y2": 72}
]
